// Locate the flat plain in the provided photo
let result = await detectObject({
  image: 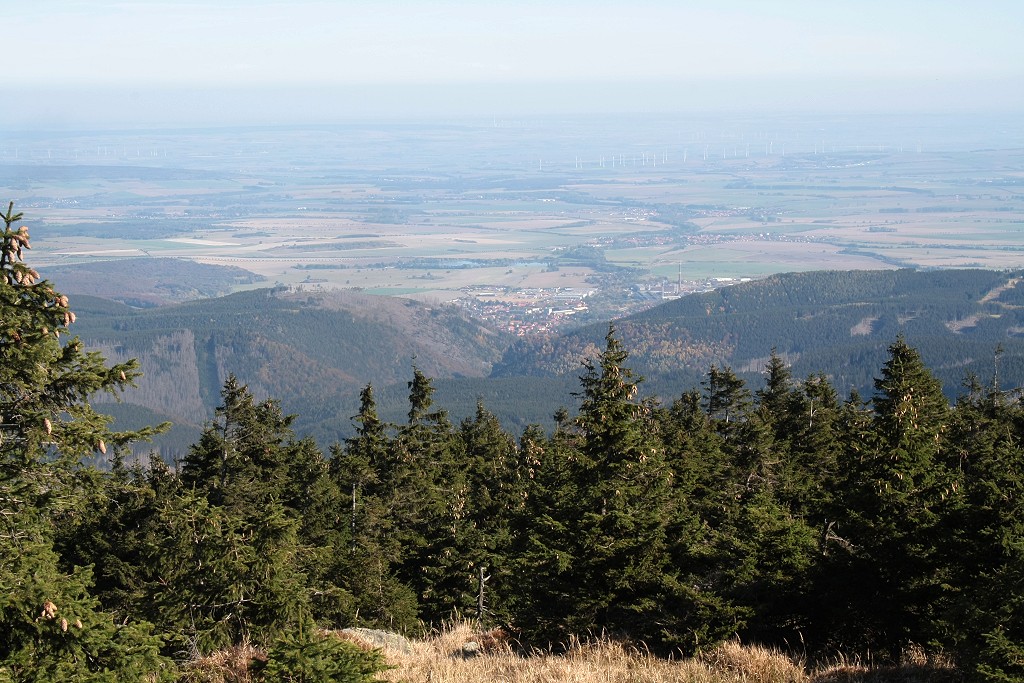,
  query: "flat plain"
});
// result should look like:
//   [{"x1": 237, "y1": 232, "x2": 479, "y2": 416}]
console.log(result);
[{"x1": 3, "y1": 112, "x2": 1024, "y2": 316}]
